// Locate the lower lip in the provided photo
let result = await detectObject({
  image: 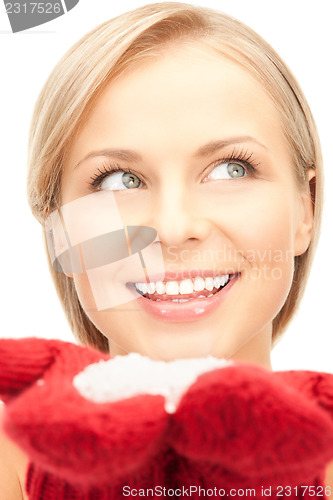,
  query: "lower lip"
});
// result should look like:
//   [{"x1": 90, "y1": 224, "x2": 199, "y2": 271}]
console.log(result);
[{"x1": 132, "y1": 274, "x2": 239, "y2": 322}]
